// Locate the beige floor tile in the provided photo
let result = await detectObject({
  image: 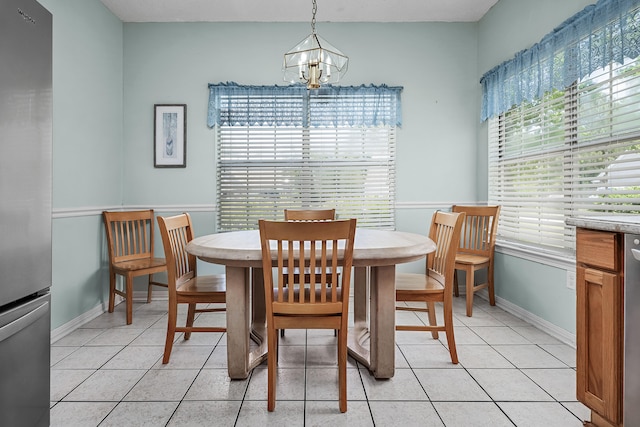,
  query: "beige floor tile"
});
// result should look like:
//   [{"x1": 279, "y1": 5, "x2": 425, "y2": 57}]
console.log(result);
[
  {"x1": 244, "y1": 367, "x2": 306, "y2": 401},
  {"x1": 85, "y1": 327, "x2": 145, "y2": 346},
  {"x1": 414, "y1": 368, "x2": 492, "y2": 401},
  {"x1": 124, "y1": 369, "x2": 200, "y2": 401},
  {"x1": 152, "y1": 345, "x2": 213, "y2": 369},
  {"x1": 493, "y1": 345, "x2": 569, "y2": 368},
  {"x1": 102, "y1": 345, "x2": 164, "y2": 370},
  {"x1": 369, "y1": 401, "x2": 443, "y2": 426},
  {"x1": 305, "y1": 400, "x2": 374, "y2": 426},
  {"x1": 183, "y1": 368, "x2": 249, "y2": 401},
  {"x1": 168, "y1": 401, "x2": 241, "y2": 427},
  {"x1": 540, "y1": 343, "x2": 577, "y2": 367},
  {"x1": 50, "y1": 369, "x2": 95, "y2": 401},
  {"x1": 52, "y1": 345, "x2": 123, "y2": 369},
  {"x1": 434, "y1": 401, "x2": 514, "y2": 427},
  {"x1": 498, "y1": 402, "x2": 585, "y2": 427},
  {"x1": 49, "y1": 401, "x2": 117, "y2": 427},
  {"x1": 49, "y1": 294, "x2": 584, "y2": 426},
  {"x1": 399, "y1": 344, "x2": 462, "y2": 368},
  {"x1": 521, "y1": 368, "x2": 578, "y2": 401},
  {"x1": 64, "y1": 369, "x2": 146, "y2": 401},
  {"x1": 360, "y1": 368, "x2": 428, "y2": 401},
  {"x1": 468, "y1": 369, "x2": 553, "y2": 401},
  {"x1": 305, "y1": 367, "x2": 366, "y2": 401},
  {"x1": 470, "y1": 326, "x2": 533, "y2": 345},
  {"x1": 235, "y1": 400, "x2": 305, "y2": 426},
  {"x1": 102, "y1": 401, "x2": 179, "y2": 427},
  {"x1": 456, "y1": 344, "x2": 514, "y2": 369}
]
